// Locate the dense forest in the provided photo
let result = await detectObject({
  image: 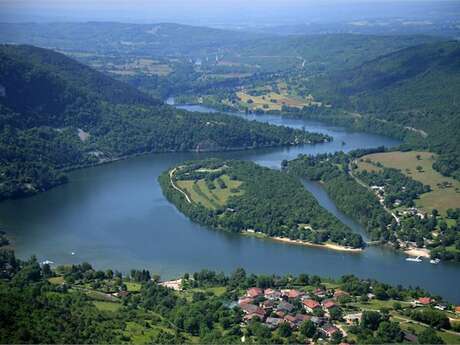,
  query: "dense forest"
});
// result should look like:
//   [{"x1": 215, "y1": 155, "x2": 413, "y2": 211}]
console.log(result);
[
  {"x1": 286, "y1": 149, "x2": 395, "y2": 242},
  {"x1": 1, "y1": 249, "x2": 456, "y2": 344},
  {"x1": 0, "y1": 45, "x2": 327, "y2": 200},
  {"x1": 160, "y1": 159, "x2": 364, "y2": 248}
]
